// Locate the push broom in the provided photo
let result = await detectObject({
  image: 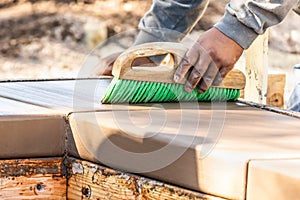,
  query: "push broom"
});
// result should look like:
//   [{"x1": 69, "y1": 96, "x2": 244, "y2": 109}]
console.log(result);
[{"x1": 101, "y1": 42, "x2": 245, "y2": 104}]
